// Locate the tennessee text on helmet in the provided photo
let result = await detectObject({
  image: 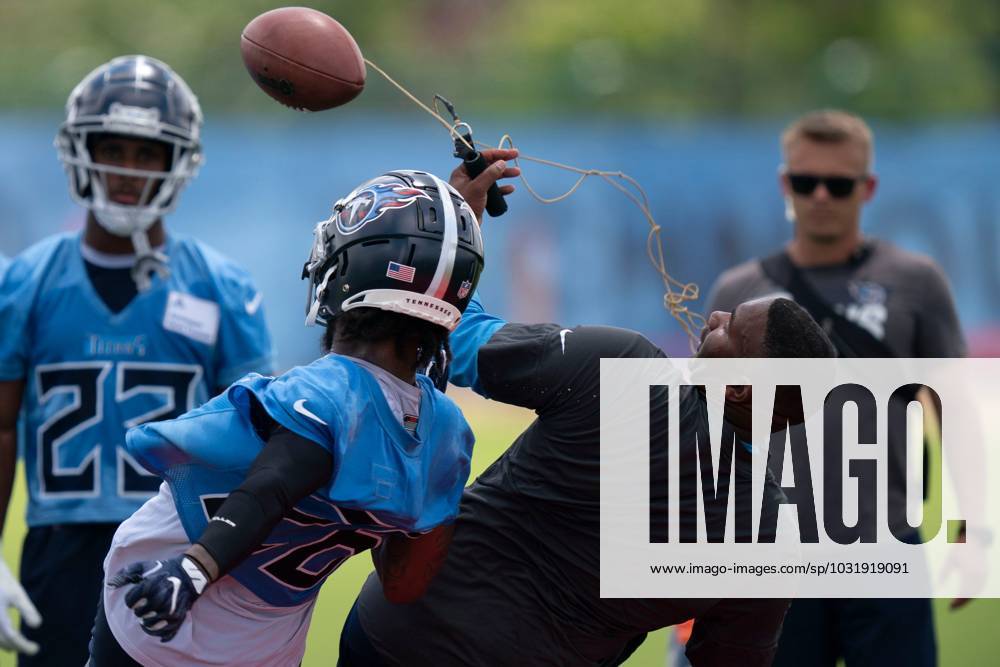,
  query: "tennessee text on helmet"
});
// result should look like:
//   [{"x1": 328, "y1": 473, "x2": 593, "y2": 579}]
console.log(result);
[
  {"x1": 55, "y1": 55, "x2": 203, "y2": 290},
  {"x1": 303, "y1": 170, "x2": 485, "y2": 331}
]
